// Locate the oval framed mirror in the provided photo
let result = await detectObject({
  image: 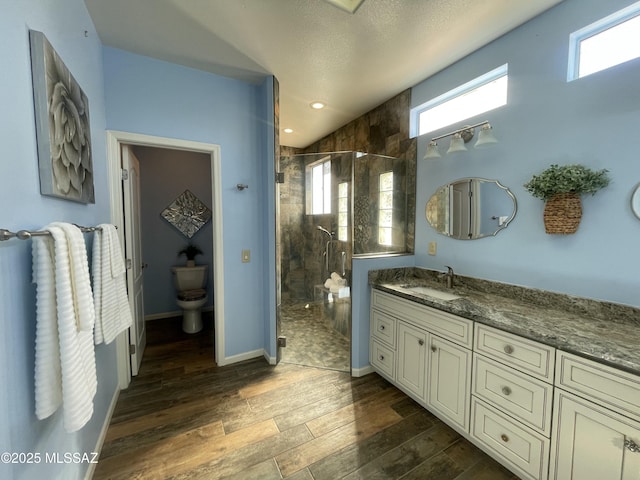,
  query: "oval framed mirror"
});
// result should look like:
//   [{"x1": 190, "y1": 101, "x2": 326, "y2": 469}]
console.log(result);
[
  {"x1": 632, "y1": 183, "x2": 640, "y2": 220},
  {"x1": 426, "y1": 178, "x2": 517, "y2": 240}
]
